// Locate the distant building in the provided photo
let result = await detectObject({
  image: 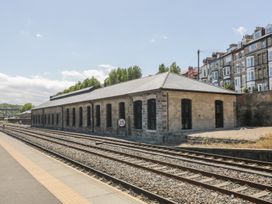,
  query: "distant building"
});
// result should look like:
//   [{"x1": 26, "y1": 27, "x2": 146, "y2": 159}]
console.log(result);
[
  {"x1": 182, "y1": 66, "x2": 198, "y2": 80},
  {"x1": 18, "y1": 110, "x2": 32, "y2": 119},
  {"x1": 200, "y1": 24, "x2": 272, "y2": 93},
  {"x1": 7, "y1": 110, "x2": 32, "y2": 125}
]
